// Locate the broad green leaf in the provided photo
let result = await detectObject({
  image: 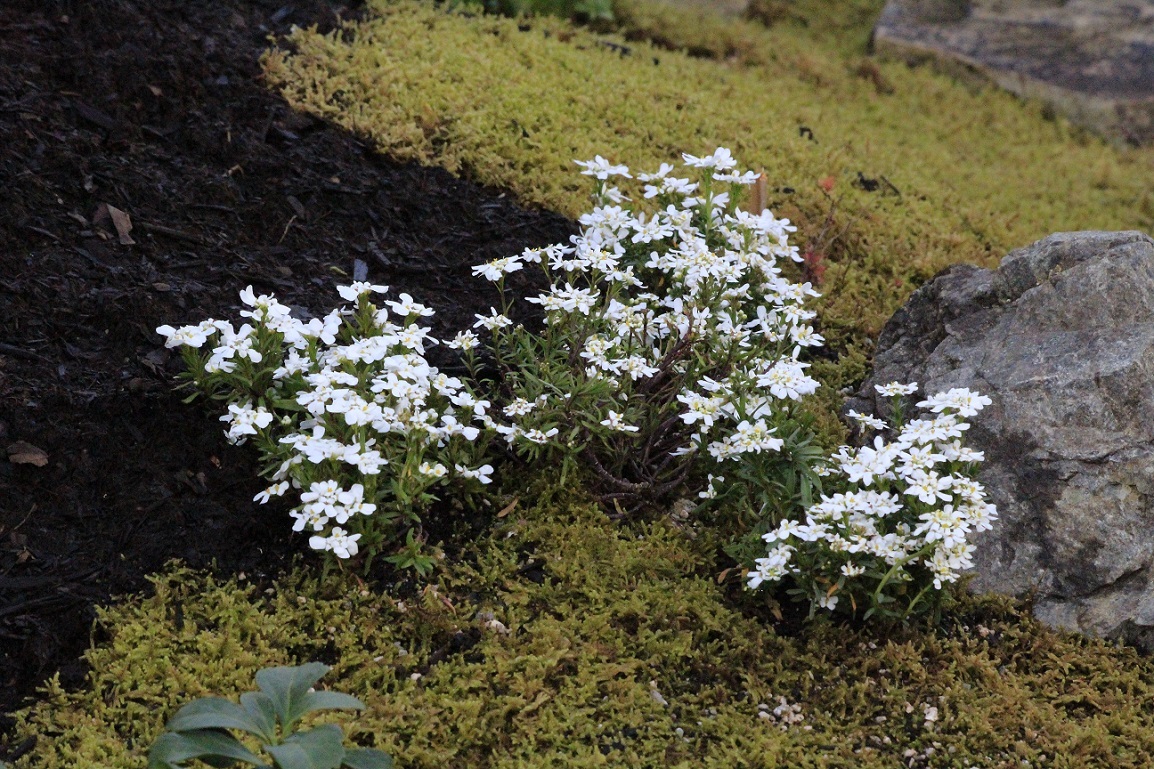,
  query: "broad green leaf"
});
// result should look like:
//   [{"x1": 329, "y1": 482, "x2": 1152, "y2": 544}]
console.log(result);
[
  {"x1": 166, "y1": 698, "x2": 275, "y2": 740},
  {"x1": 148, "y1": 729, "x2": 265, "y2": 769},
  {"x1": 255, "y1": 663, "x2": 330, "y2": 732},
  {"x1": 240, "y1": 691, "x2": 280, "y2": 743},
  {"x1": 342, "y1": 748, "x2": 394, "y2": 769},
  {"x1": 301, "y1": 690, "x2": 365, "y2": 714},
  {"x1": 263, "y1": 744, "x2": 313, "y2": 769},
  {"x1": 265, "y1": 725, "x2": 345, "y2": 769}
]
